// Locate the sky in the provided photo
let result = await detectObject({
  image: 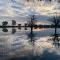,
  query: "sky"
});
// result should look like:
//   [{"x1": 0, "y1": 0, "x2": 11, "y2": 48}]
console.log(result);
[{"x1": 0, "y1": 0, "x2": 60, "y2": 17}]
